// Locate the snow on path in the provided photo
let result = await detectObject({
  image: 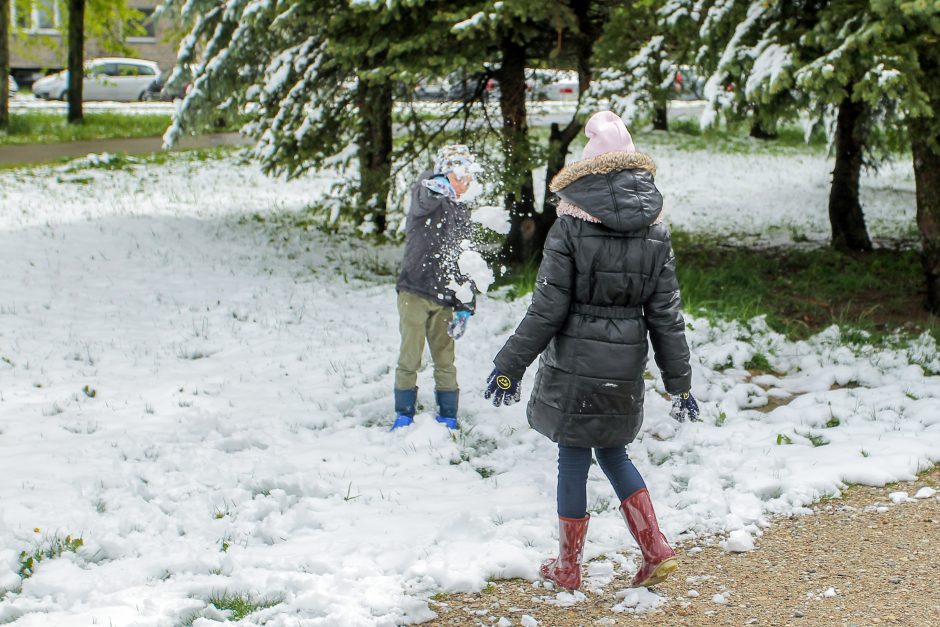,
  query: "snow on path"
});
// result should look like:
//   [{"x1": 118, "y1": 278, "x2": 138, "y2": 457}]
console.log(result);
[{"x1": 0, "y1": 152, "x2": 938, "y2": 626}]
